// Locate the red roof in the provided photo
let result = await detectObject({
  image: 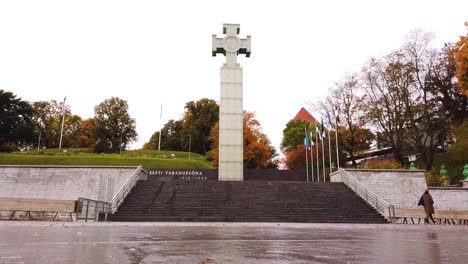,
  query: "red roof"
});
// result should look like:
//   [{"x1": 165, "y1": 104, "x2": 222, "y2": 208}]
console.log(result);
[{"x1": 293, "y1": 107, "x2": 317, "y2": 123}]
